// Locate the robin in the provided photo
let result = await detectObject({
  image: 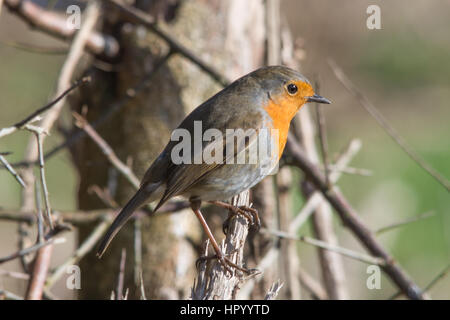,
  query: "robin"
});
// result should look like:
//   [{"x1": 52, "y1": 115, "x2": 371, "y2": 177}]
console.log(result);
[{"x1": 96, "y1": 65, "x2": 330, "y2": 272}]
